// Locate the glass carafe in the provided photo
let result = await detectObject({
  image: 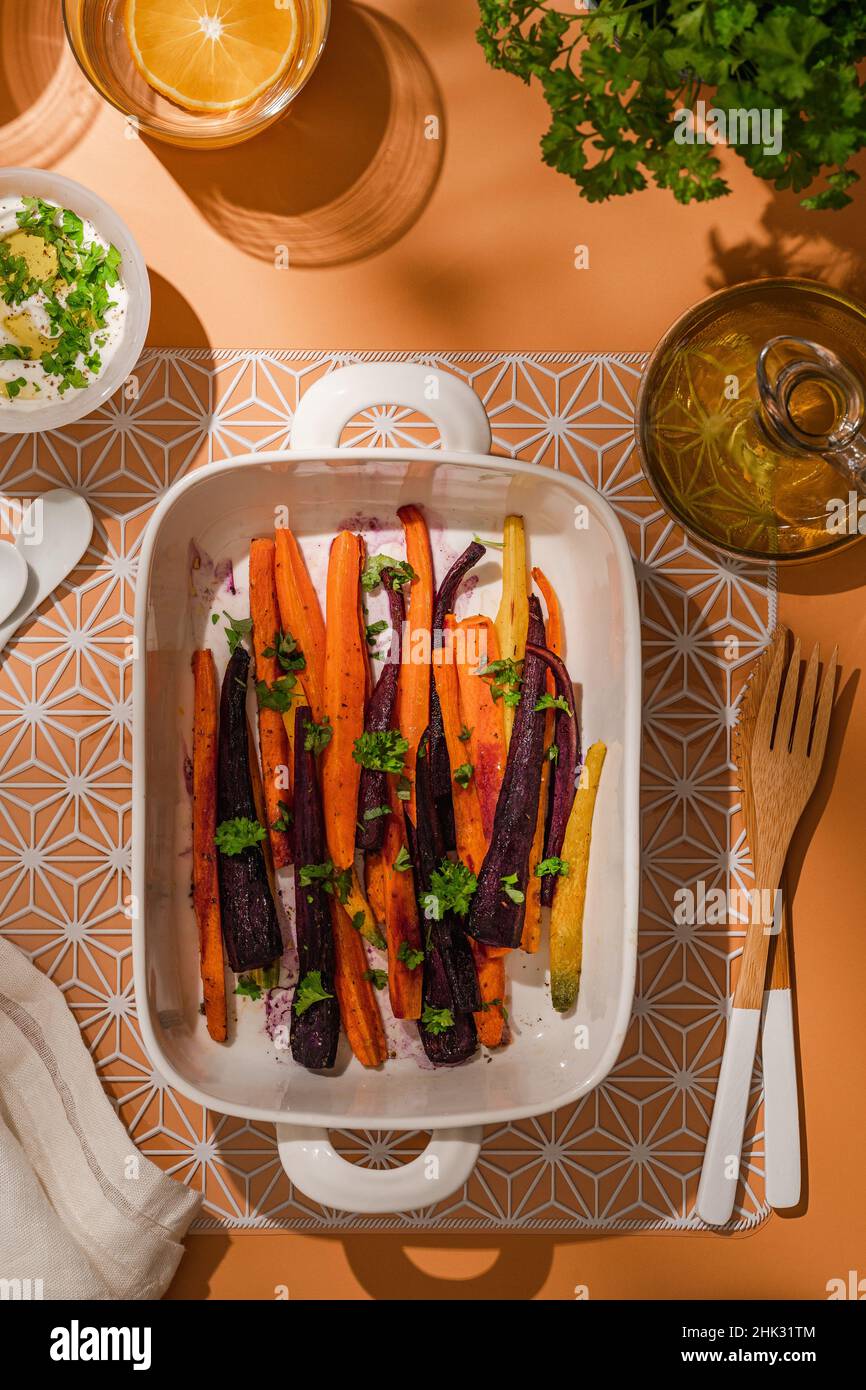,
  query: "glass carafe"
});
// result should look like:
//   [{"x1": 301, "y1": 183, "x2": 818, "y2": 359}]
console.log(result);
[{"x1": 637, "y1": 279, "x2": 866, "y2": 562}]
